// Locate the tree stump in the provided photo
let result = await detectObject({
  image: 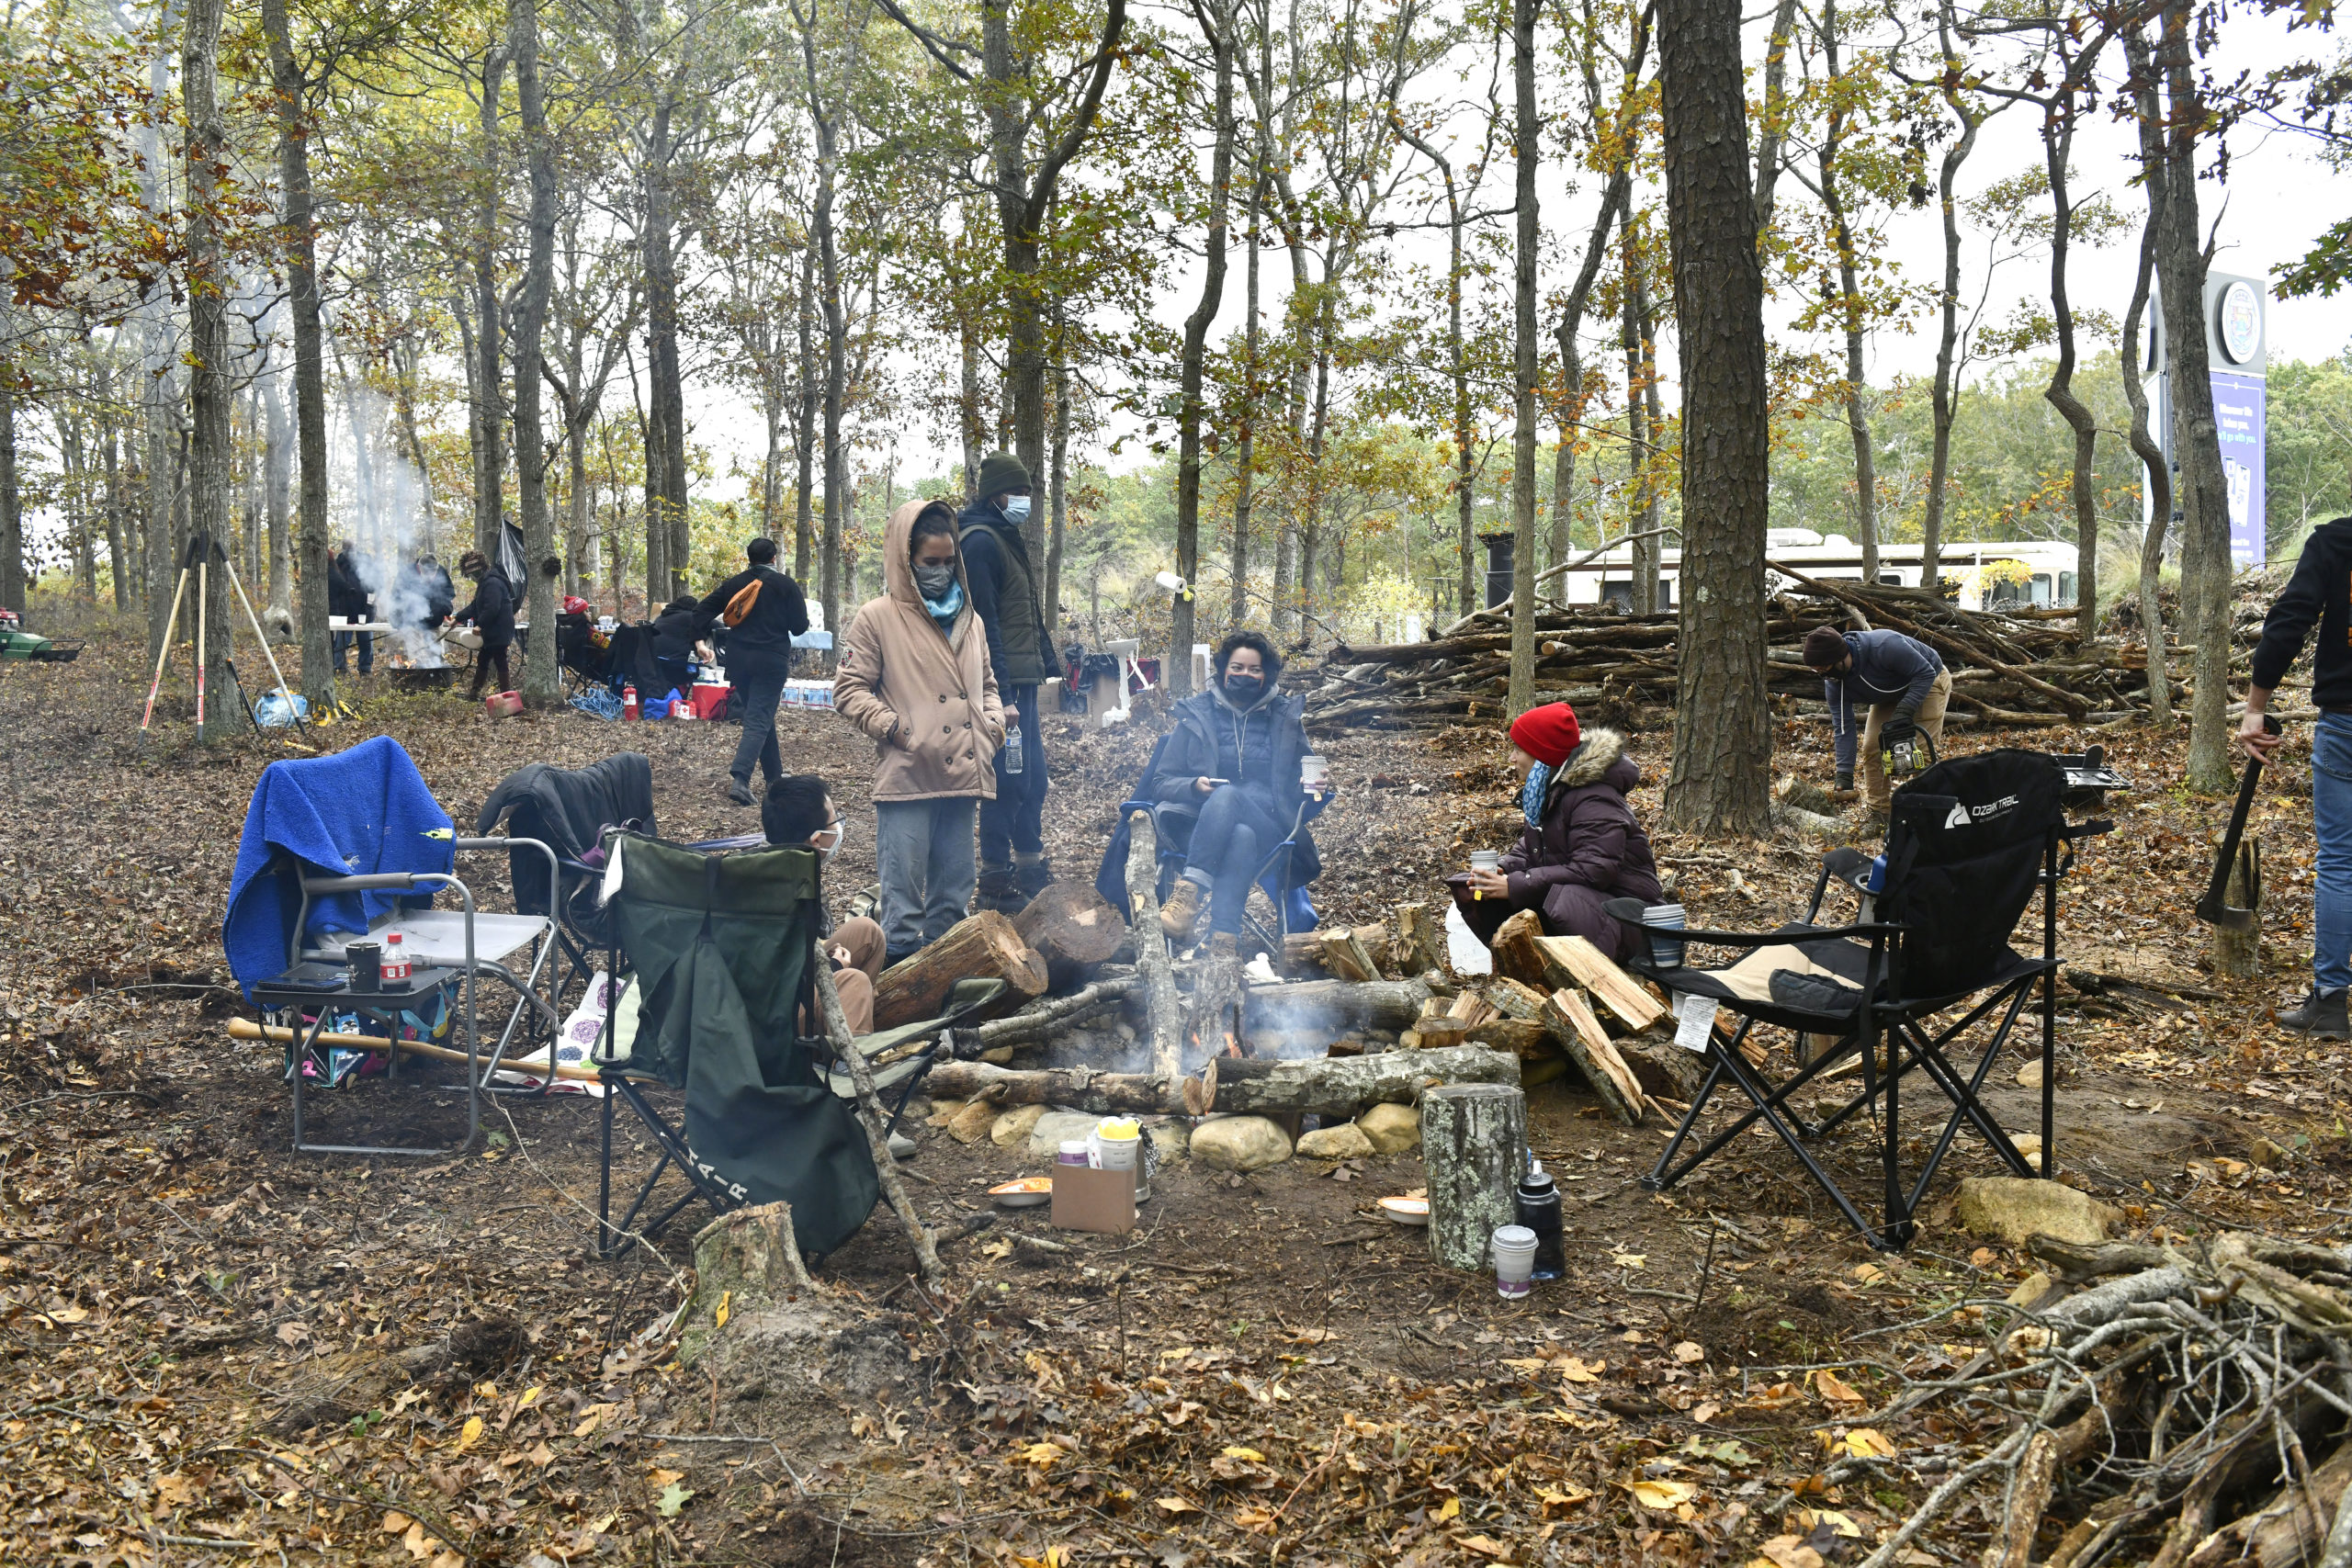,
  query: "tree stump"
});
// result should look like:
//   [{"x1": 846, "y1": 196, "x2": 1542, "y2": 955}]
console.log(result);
[
  {"x1": 2211, "y1": 840, "x2": 2260, "y2": 982},
  {"x1": 873, "y1": 910, "x2": 1048, "y2": 1030},
  {"x1": 1013, "y1": 881, "x2": 1125, "y2": 992},
  {"x1": 1420, "y1": 1082, "x2": 1527, "y2": 1272},
  {"x1": 680, "y1": 1201, "x2": 815, "y2": 1366}
]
